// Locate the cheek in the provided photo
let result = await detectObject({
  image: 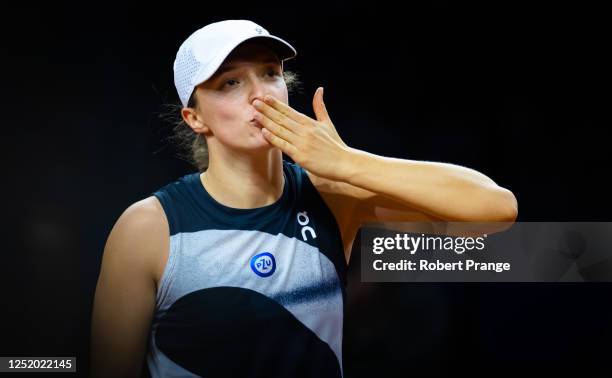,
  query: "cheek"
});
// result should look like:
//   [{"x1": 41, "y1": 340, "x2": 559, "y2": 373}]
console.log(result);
[
  {"x1": 270, "y1": 81, "x2": 289, "y2": 104},
  {"x1": 202, "y1": 100, "x2": 242, "y2": 129}
]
